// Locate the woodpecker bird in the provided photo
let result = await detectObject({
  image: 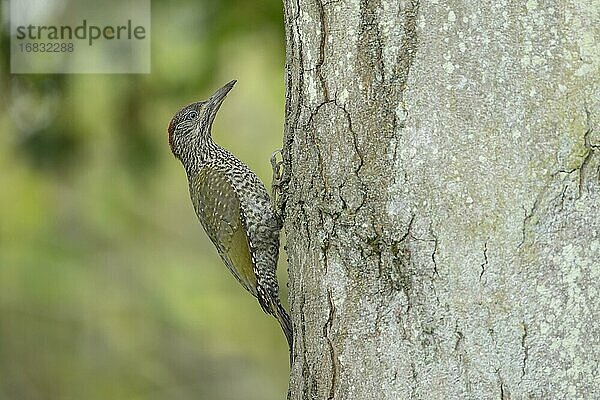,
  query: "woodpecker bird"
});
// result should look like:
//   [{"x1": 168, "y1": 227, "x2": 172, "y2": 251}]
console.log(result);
[{"x1": 167, "y1": 80, "x2": 293, "y2": 357}]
